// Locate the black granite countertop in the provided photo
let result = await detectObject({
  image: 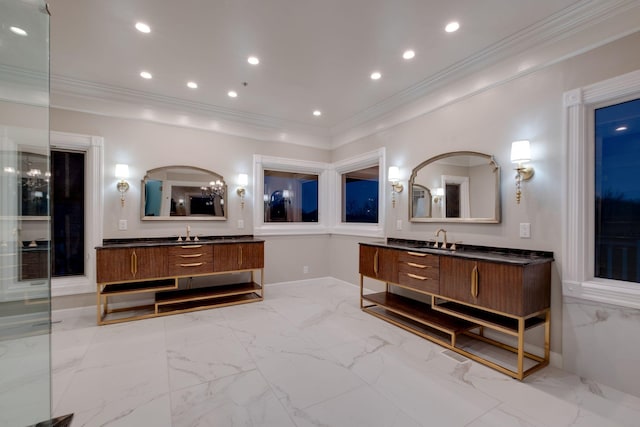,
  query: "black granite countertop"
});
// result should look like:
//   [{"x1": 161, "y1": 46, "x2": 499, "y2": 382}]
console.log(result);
[
  {"x1": 96, "y1": 235, "x2": 263, "y2": 249},
  {"x1": 362, "y1": 238, "x2": 554, "y2": 265}
]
